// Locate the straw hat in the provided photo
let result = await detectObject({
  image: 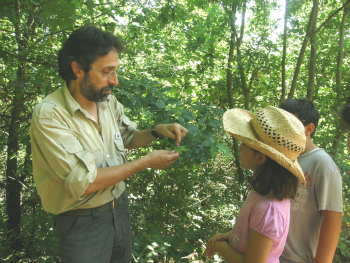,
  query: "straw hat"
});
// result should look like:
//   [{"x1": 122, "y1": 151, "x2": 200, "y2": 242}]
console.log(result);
[{"x1": 223, "y1": 106, "x2": 306, "y2": 185}]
